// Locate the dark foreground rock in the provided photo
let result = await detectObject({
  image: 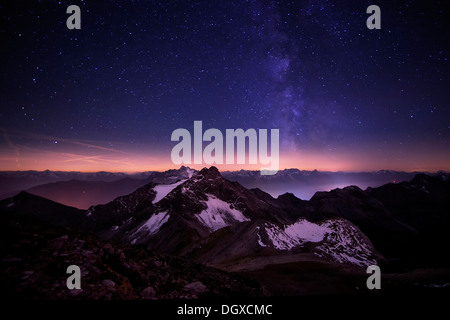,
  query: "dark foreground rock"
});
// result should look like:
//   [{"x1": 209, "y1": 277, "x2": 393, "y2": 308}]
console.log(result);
[{"x1": 0, "y1": 212, "x2": 264, "y2": 300}]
